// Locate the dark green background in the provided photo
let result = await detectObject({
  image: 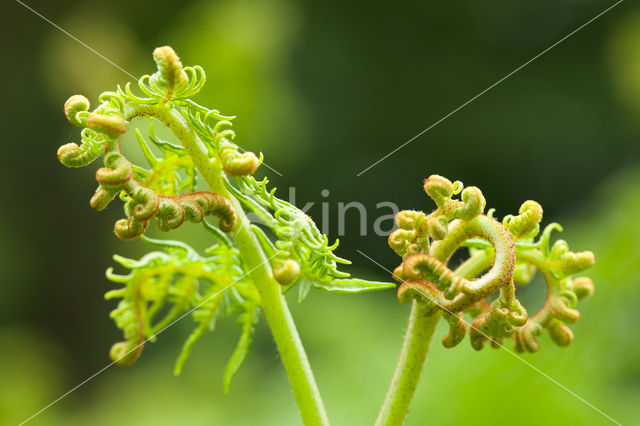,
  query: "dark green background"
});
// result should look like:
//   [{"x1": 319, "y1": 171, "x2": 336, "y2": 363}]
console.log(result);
[{"x1": 1, "y1": 0, "x2": 639, "y2": 424}]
